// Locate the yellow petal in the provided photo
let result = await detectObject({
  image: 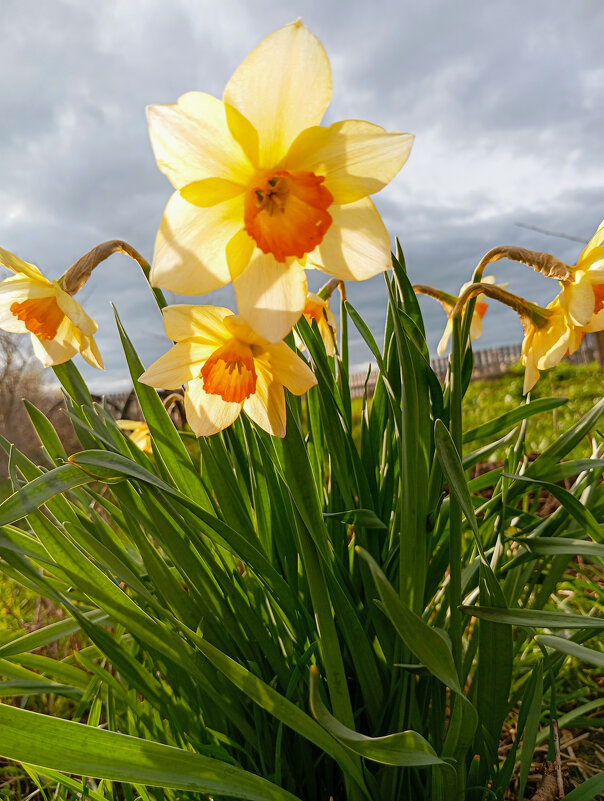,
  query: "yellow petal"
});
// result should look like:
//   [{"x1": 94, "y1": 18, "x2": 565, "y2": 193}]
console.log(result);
[
  {"x1": 226, "y1": 228, "x2": 255, "y2": 280},
  {"x1": 180, "y1": 178, "x2": 246, "y2": 208},
  {"x1": 564, "y1": 274, "x2": 595, "y2": 327},
  {"x1": 585, "y1": 307, "x2": 604, "y2": 332},
  {"x1": 224, "y1": 102, "x2": 260, "y2": 168},
  {"x1": 139, "y1": 341, "x2": 216, "y2": 389},
  {"x1": 30, "y1": 330, "x2": 78, "y2": 367},
  {"x1": 223, "y1": 20, "x2": 331, "y2": 167},
  {"x1": 242, "y1": 362, "x2": 286, "y2": 437},
  {"x1": 522, "y1": 356, "x2": 539, "y2": 395},
  {"x1": 234, "y1": 253, "x2": 307, "y2": 343},
  {"x1": 185, "y1": 378, "x2": 242, "y2": 436},
  {"x1": 162, "y1": 305, "x2": 232, "y2": 343},
  {"x1": 0, "y1": 248, "x2": 48, "y2": 282},
  {"x1": 77, "y1": 333, "x2": 104, "y2": 370},
  {"x1": 469, "y1": 312, "x2": 483, "y2": 341},
  {"x1": 151, "y1": 191, "x2": 244, "y2": 295},
  {"x1": 286, "y1": 120, "x2": 414, "y2": 204},
  {"x1": 54, "y1": 284, "x2": 97, "y2": 336},
  {"x1": 147, "y1": 92, "x2": 253, "y2": 189},
  {"x1": 578, "y1": 218, "x2": 604, "y2": 265},
  {"x1": 309, "y1": 197, "x2": 391, "y2": 280},
  {"x1": 255, "y1": 342, "x2": 317, "y2": 395},
  {"x1": 582, "y1": 248, "x2": 604, "y2": 280},
  {"x1": 437, "y1": 318, "x2": 453, "y2": 355}
]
